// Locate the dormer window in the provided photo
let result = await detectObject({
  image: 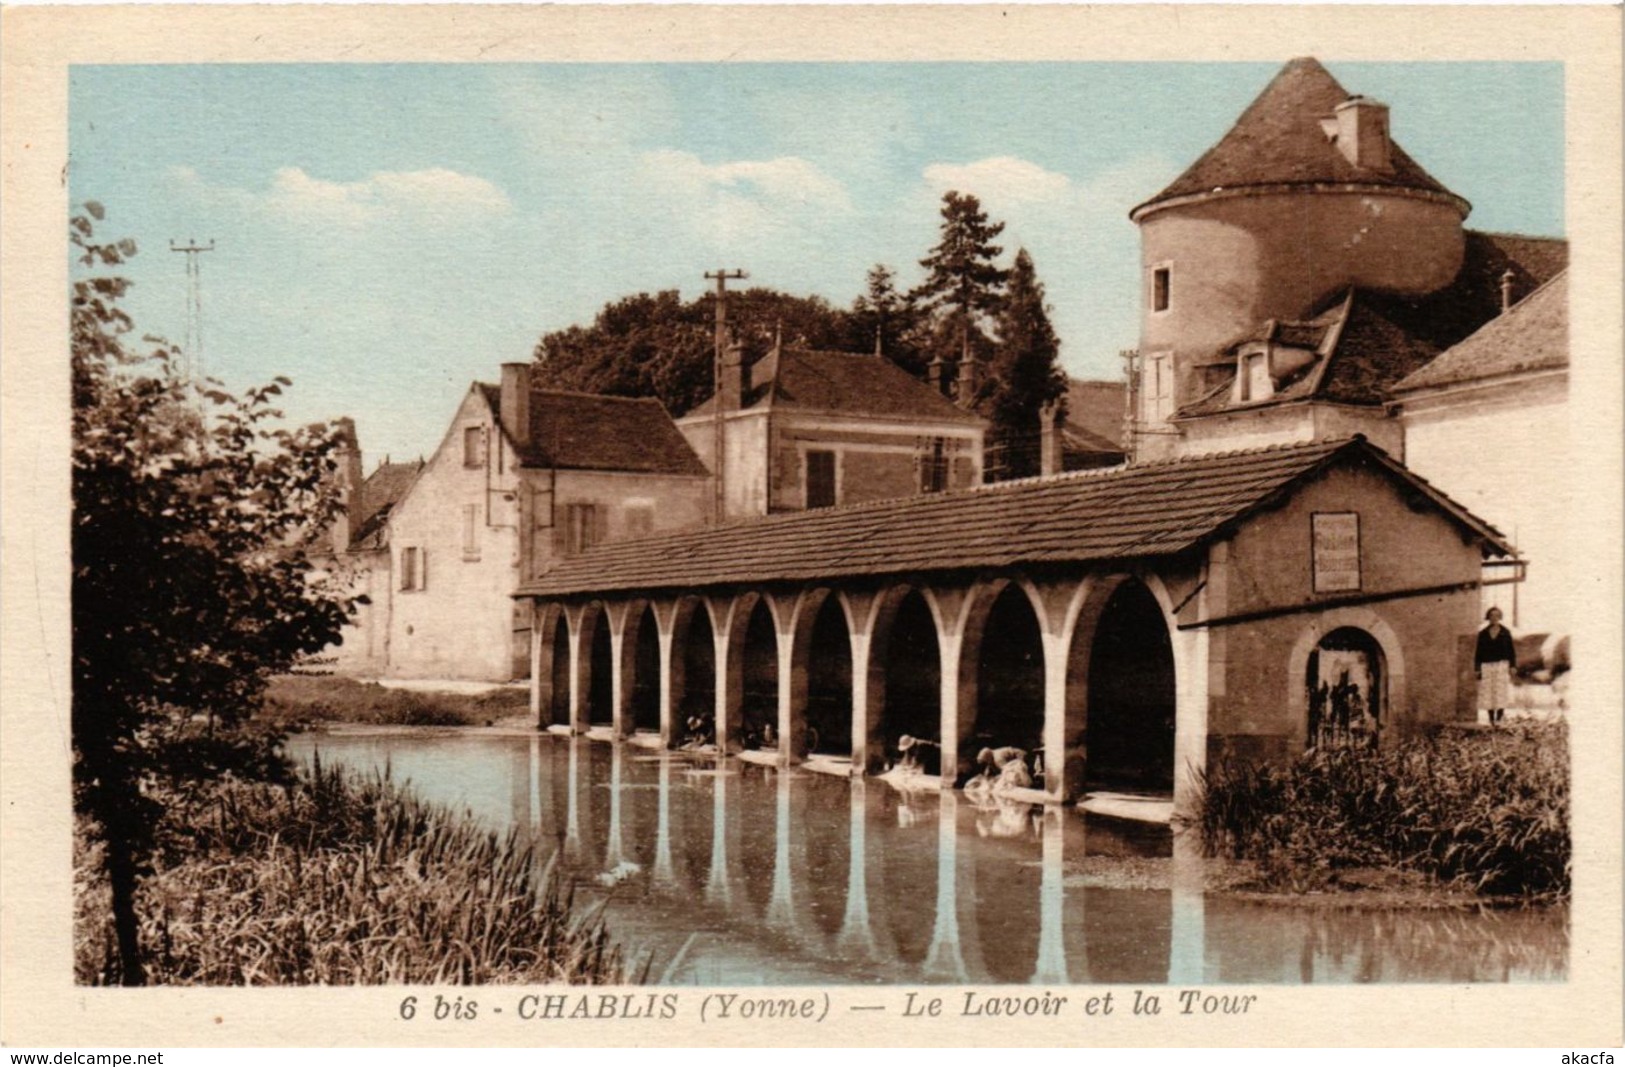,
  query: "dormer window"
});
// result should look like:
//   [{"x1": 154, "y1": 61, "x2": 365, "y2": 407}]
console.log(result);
[{"x1": 1235, "y1": 348, "x2": 1274, "y2": 403}]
